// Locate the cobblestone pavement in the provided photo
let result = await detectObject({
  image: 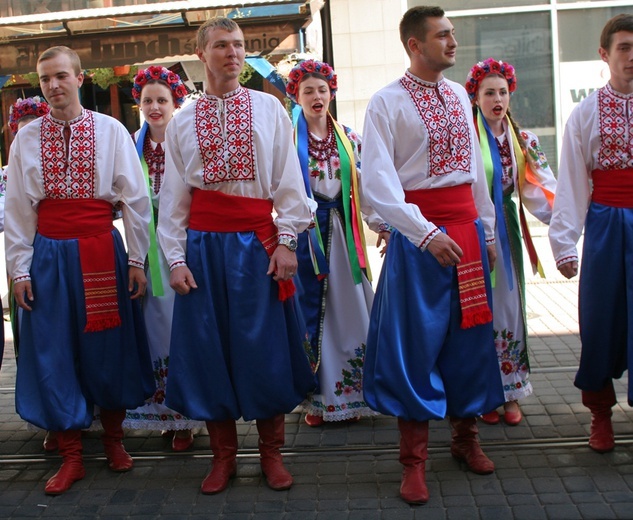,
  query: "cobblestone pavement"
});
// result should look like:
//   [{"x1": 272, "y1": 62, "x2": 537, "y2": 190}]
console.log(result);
[{"x1": 0, "y1": 235, "x2": 631, "y2": 519}]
